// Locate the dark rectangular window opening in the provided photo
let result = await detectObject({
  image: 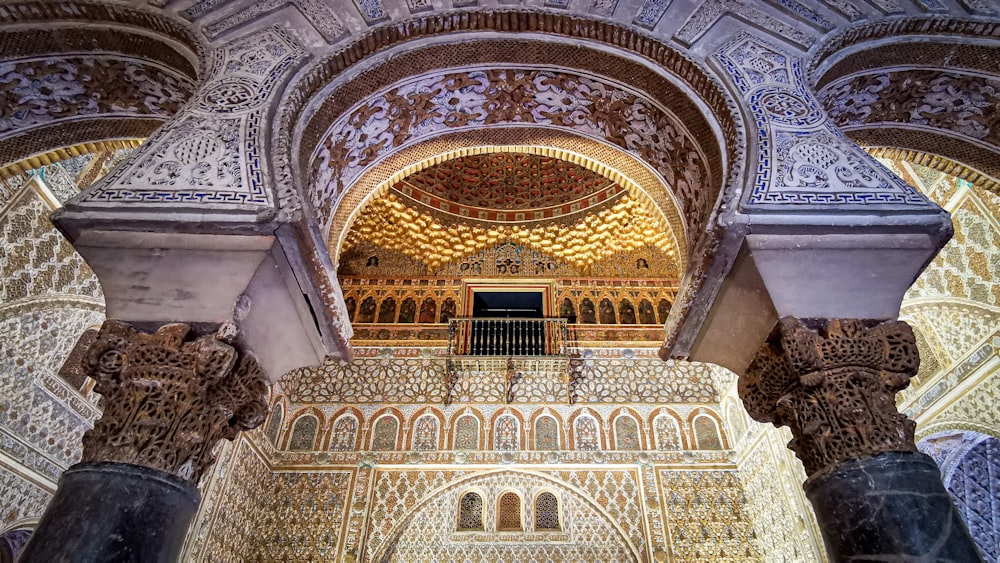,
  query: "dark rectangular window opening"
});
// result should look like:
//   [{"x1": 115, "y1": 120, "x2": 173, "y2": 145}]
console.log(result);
[{"x1": 469, "y1": 291, "x2": 545, "y2": 355}]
